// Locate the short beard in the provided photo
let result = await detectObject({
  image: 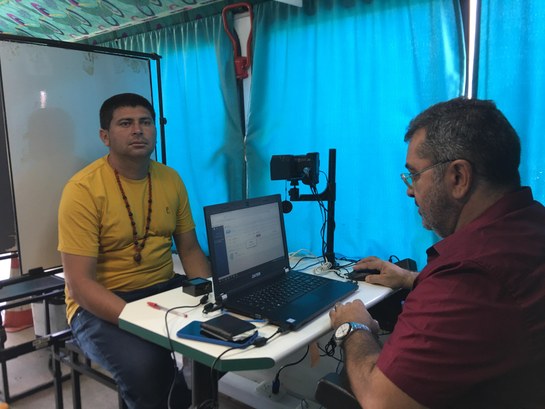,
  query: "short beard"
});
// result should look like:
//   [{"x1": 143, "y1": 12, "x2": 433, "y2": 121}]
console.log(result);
[{"x1": 422, "y1": 176, "x2": 461, "y2": 238}]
